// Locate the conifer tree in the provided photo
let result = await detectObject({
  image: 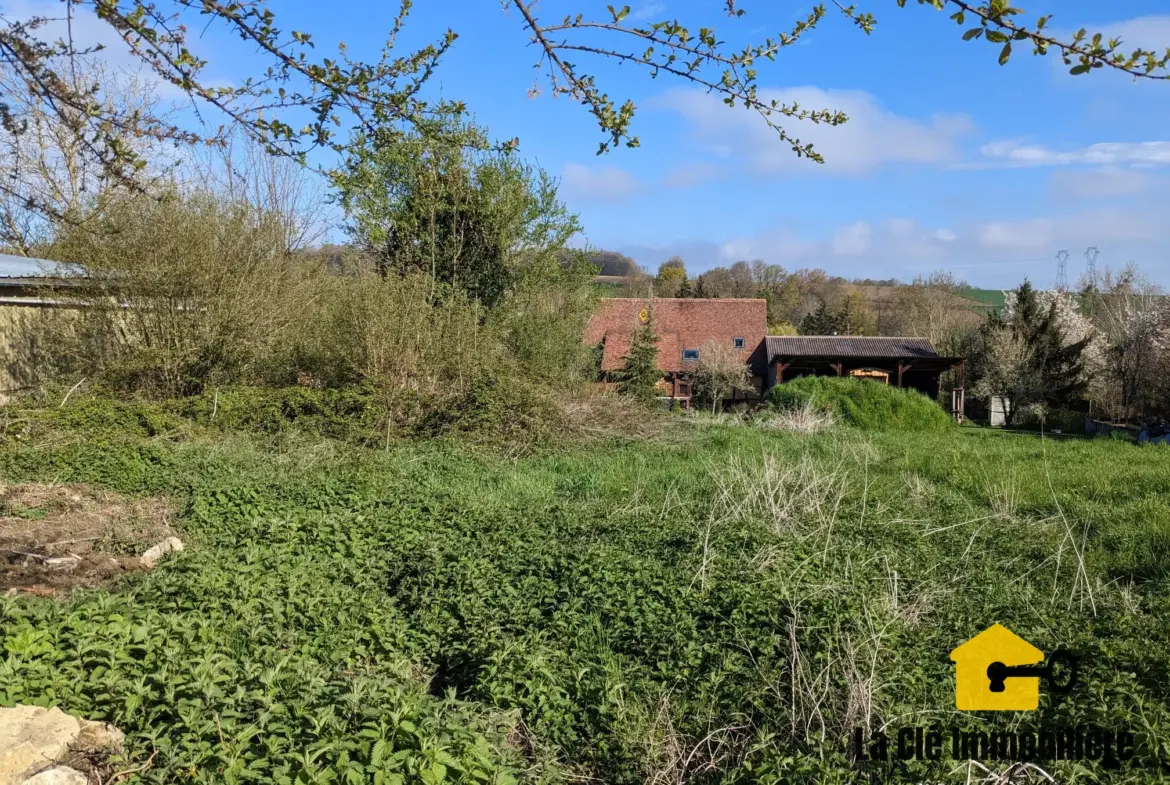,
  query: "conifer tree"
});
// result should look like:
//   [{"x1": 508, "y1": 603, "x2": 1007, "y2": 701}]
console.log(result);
[{"x1": 617, "y1": 302, "x2": 661, "y2": 403}]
